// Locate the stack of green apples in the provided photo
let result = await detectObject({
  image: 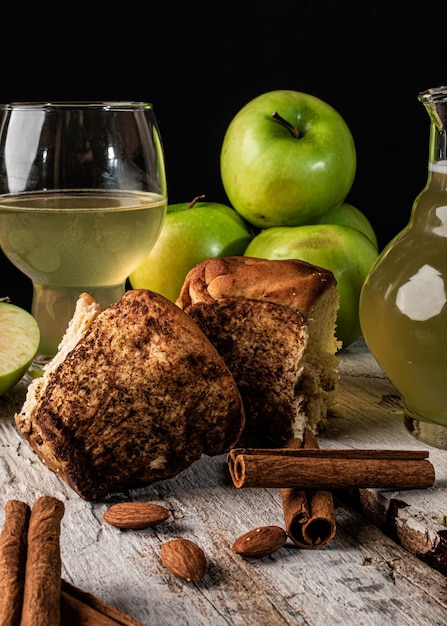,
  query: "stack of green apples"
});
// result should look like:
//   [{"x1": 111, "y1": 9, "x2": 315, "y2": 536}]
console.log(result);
[{"x1": 130, "y1": 90, "x2": 378, "y2": 348}]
